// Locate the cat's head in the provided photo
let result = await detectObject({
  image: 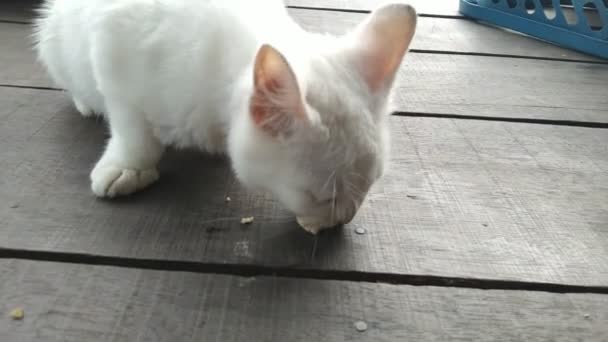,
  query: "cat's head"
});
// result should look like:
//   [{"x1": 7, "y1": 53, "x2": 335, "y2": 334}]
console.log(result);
[{"x1": 229, "y1": 4, "x2": 416, "y2": 233}]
